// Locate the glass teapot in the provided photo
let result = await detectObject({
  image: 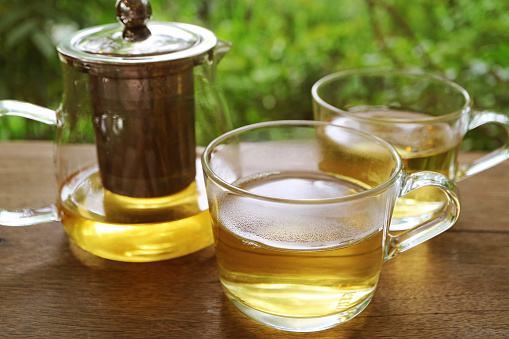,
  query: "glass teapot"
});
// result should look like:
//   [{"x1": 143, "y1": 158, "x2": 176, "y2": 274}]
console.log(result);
[{"x1": 0, "y1": 0, "x2": 231, "y2": 262}]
